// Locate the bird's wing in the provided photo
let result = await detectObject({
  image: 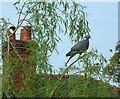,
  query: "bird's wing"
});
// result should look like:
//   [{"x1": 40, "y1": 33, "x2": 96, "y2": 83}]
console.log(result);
[{"x1": 71, "y1": 39, "x2": 89, "y2": 51}]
